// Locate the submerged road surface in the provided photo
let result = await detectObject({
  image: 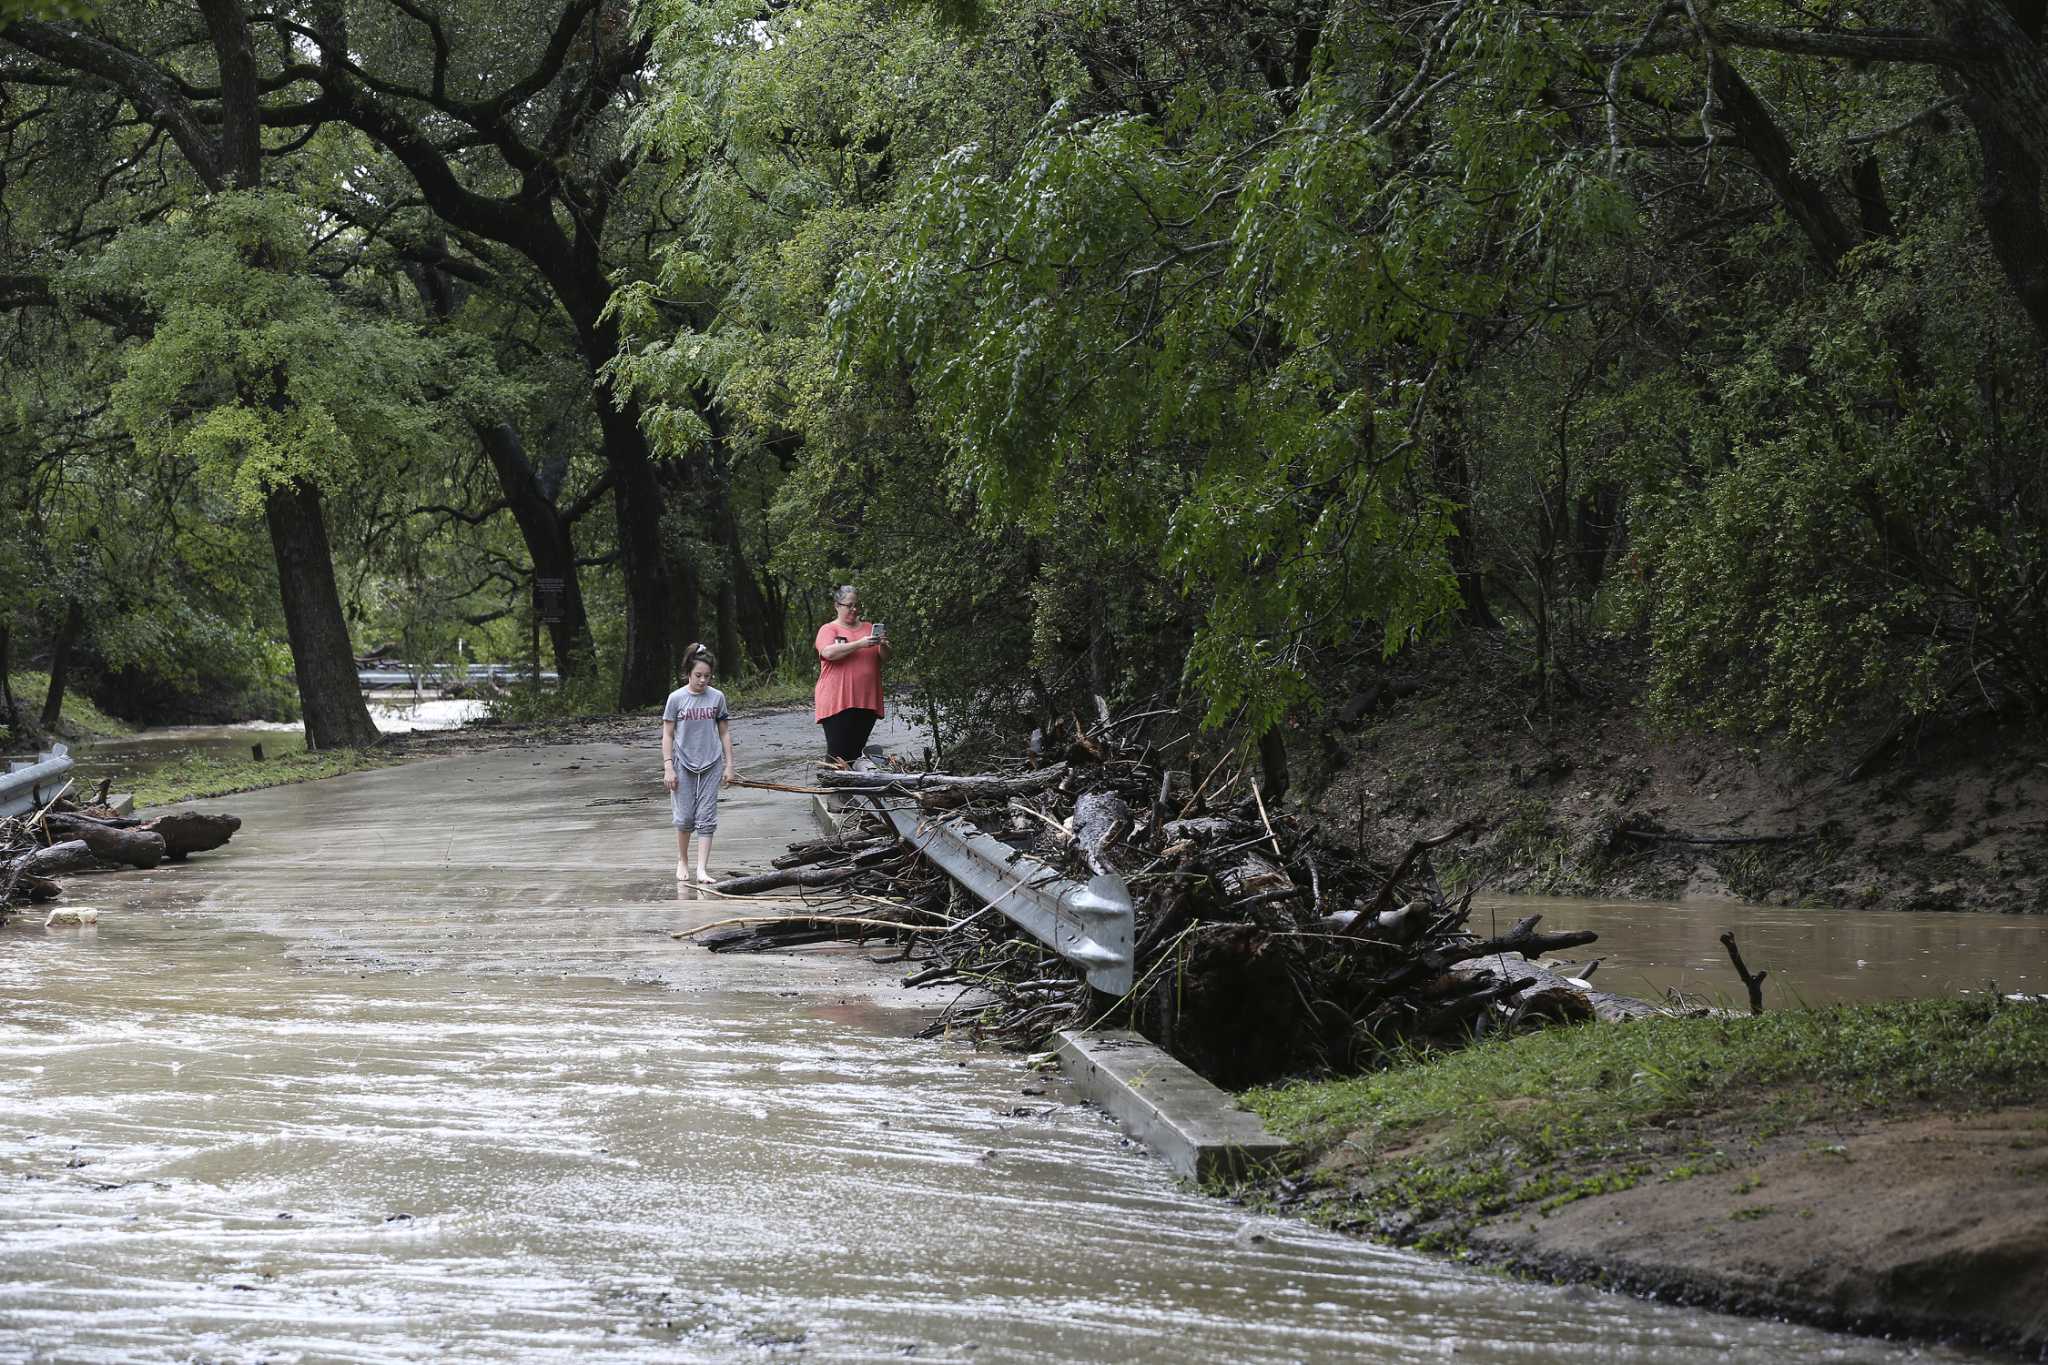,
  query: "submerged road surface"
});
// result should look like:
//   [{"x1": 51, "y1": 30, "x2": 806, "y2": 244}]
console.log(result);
[{"x1": 0, "y1": 710, "x2": 1991, "y2": 1362}]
